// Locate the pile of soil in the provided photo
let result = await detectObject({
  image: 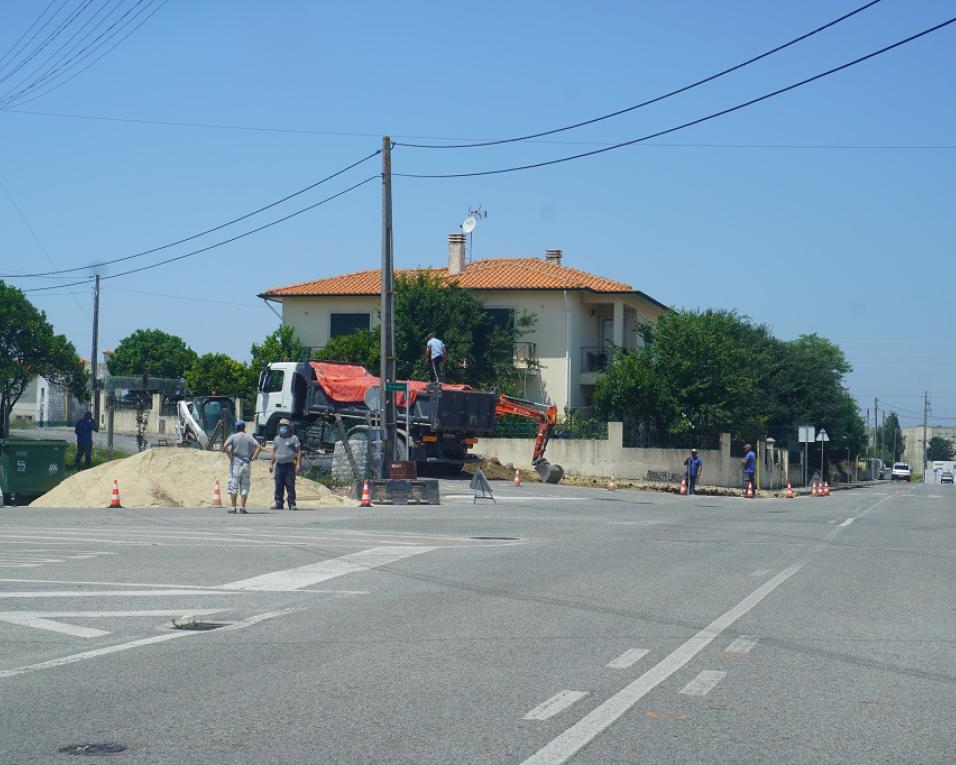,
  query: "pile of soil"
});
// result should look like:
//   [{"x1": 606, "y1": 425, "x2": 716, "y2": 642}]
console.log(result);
[{"x1": 30, "y1": 448, "x2": 350, "y2": 508}]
